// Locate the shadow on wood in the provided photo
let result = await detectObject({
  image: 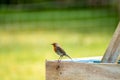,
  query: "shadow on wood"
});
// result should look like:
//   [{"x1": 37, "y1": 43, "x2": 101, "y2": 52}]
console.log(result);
[{"x1": 46, "y1": 61, "x2": 120, "y2": 80}]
